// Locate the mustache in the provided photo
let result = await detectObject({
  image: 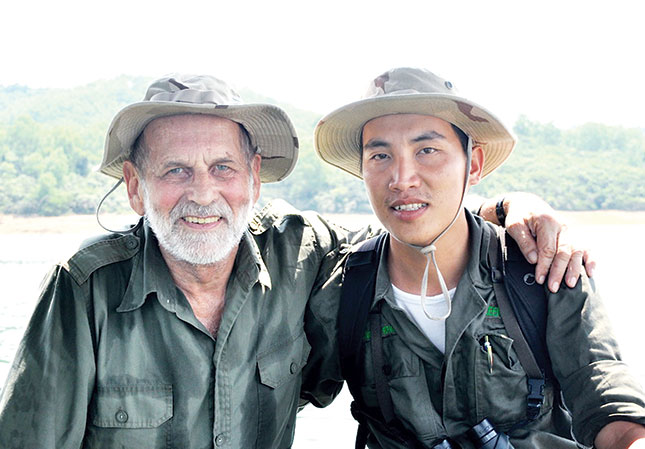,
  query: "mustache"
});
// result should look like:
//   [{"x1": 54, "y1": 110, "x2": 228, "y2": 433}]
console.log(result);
[{"x1": 169, "y1": 200, "x2": 234, "y2": 222}]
